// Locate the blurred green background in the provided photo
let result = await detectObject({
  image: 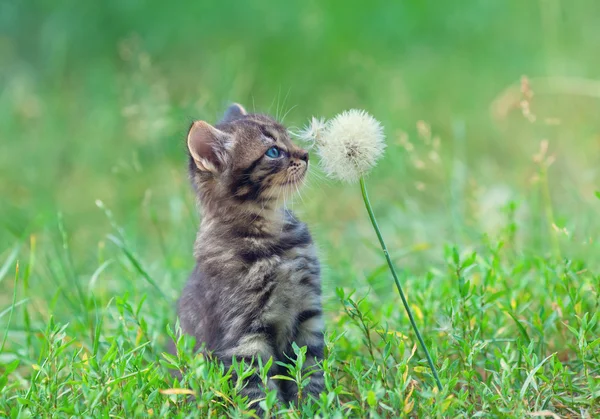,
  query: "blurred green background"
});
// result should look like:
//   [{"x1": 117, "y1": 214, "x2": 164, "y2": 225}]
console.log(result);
[
  {"x1": 1, "y1": 0, "x2": 600, "y2": 318},
  {"x1": 1, "y1": 2, "x2": 600, "y2": 416}
]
